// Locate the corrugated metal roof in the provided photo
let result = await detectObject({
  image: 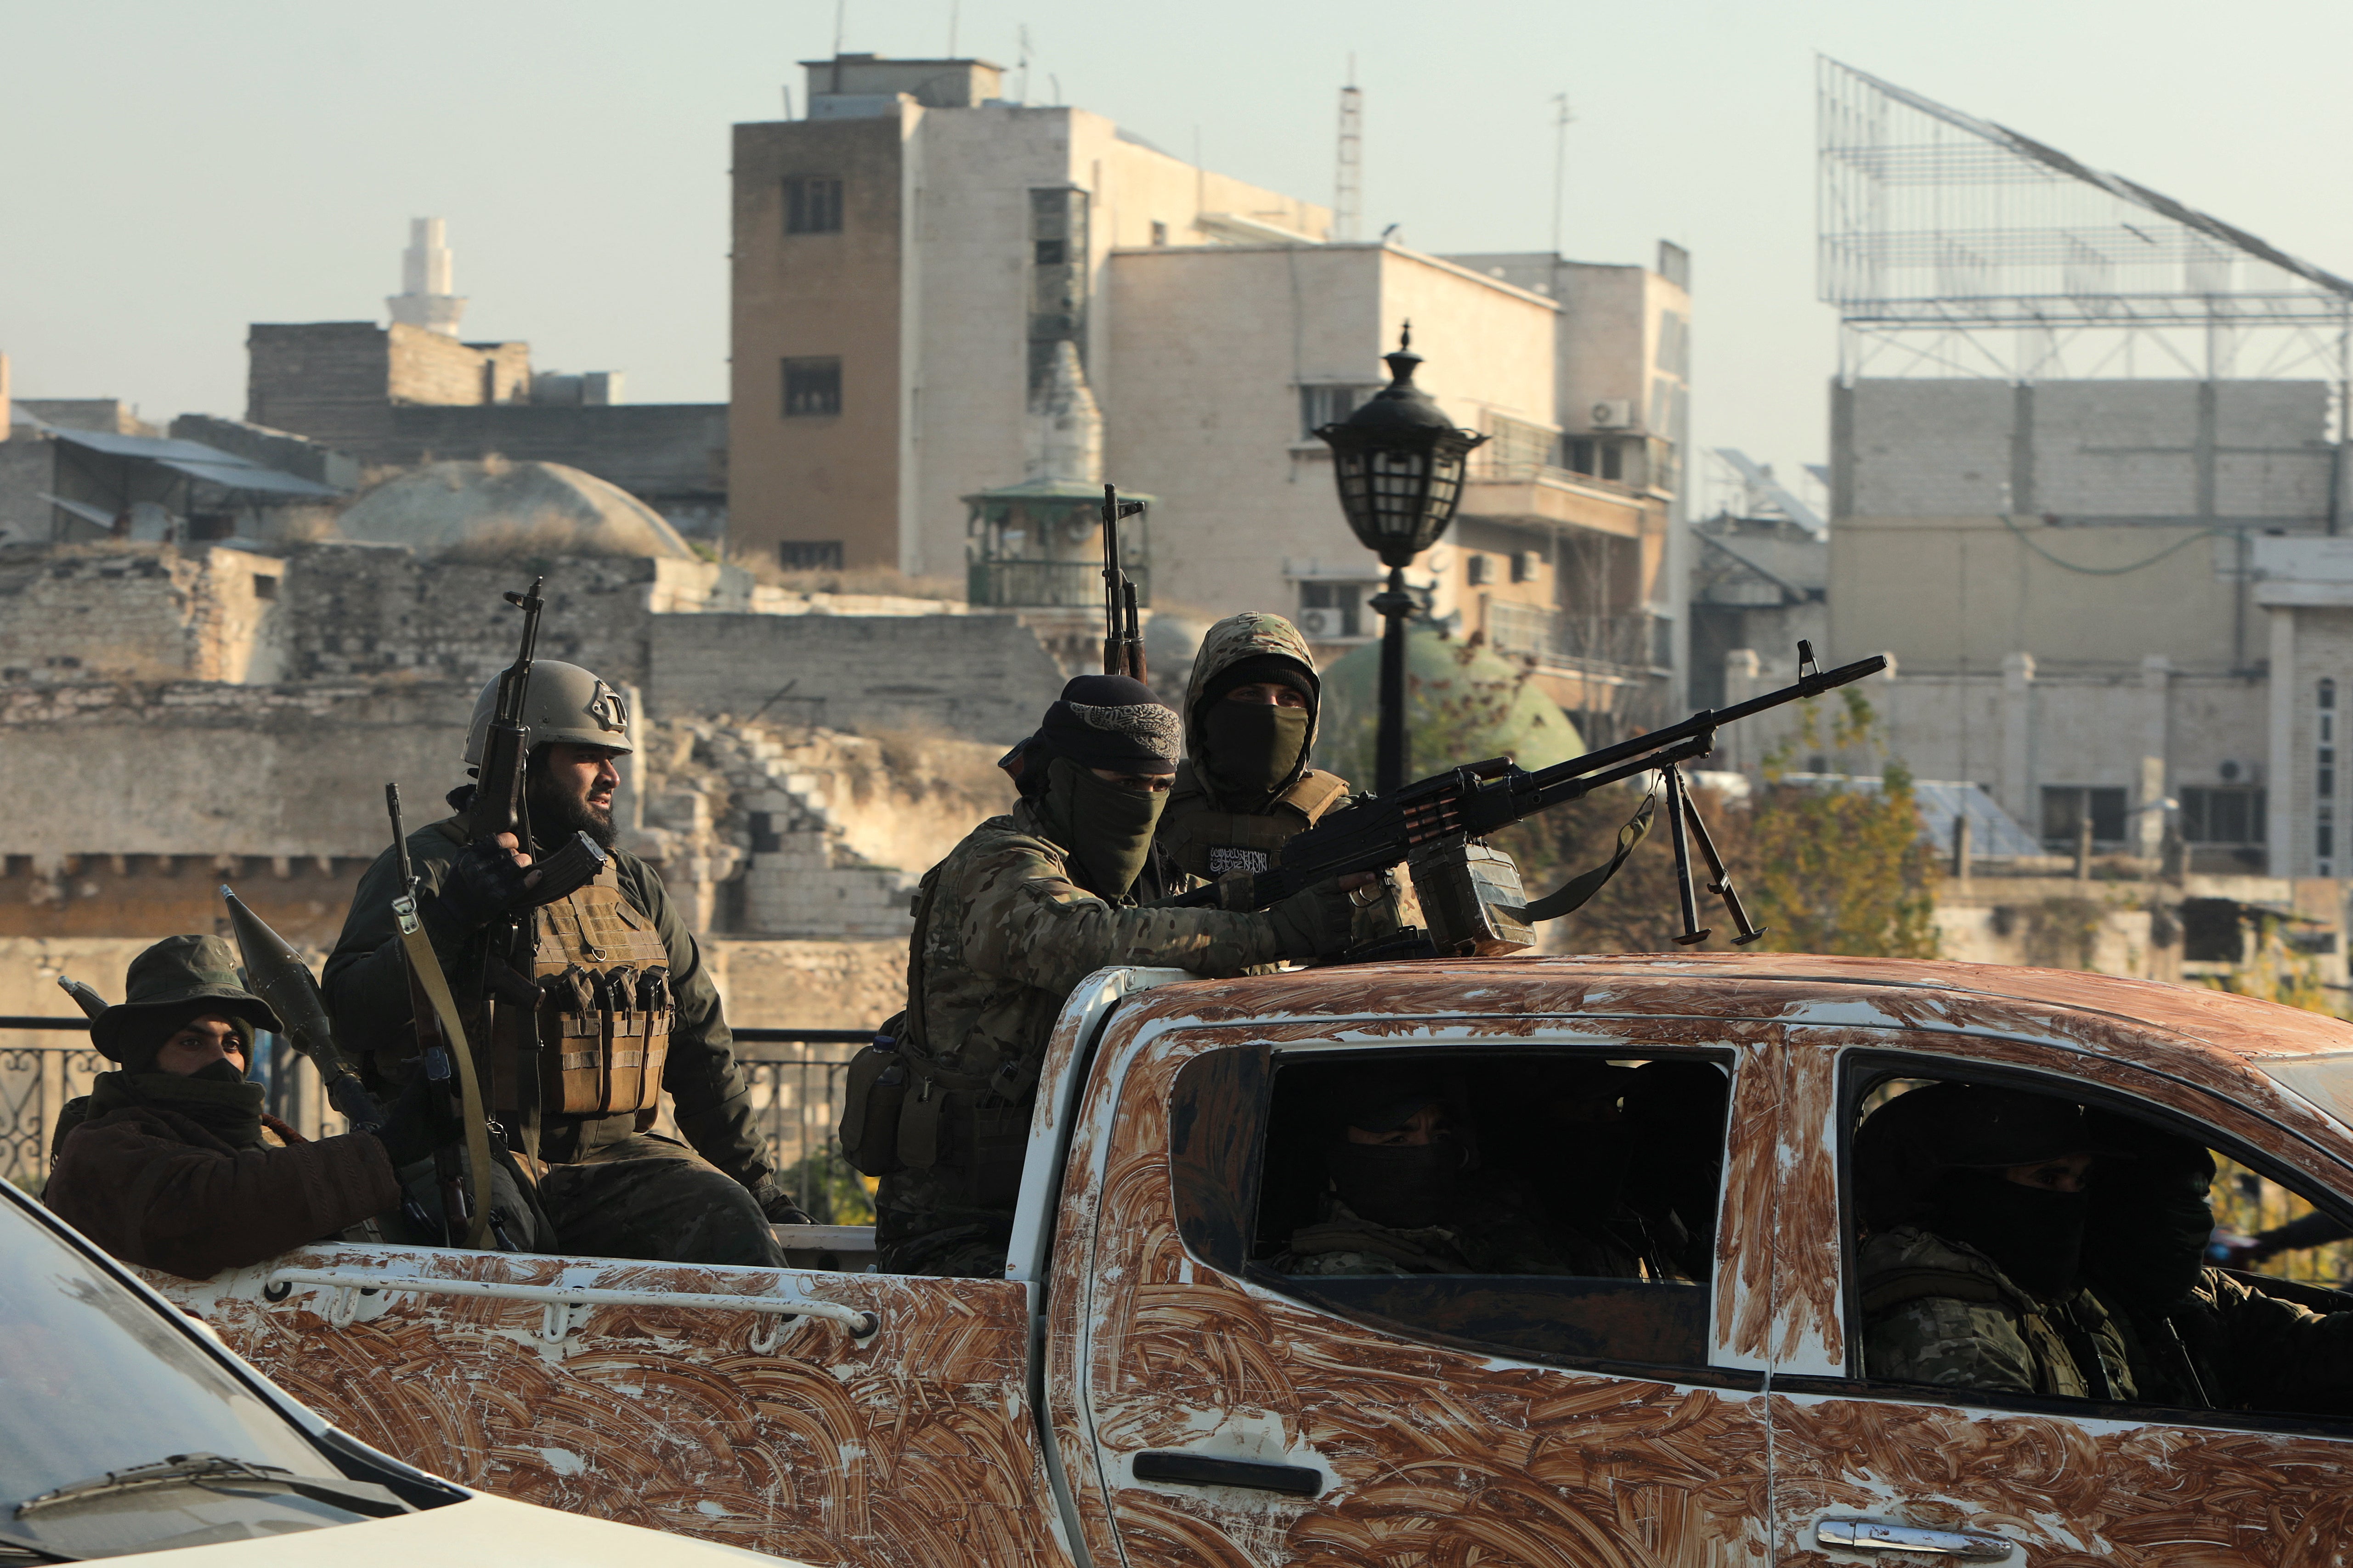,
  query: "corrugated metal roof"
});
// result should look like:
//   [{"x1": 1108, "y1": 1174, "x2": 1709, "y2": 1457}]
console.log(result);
[{"x1": 47, "y1": 426, "x2": 345, "y2": 498}]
